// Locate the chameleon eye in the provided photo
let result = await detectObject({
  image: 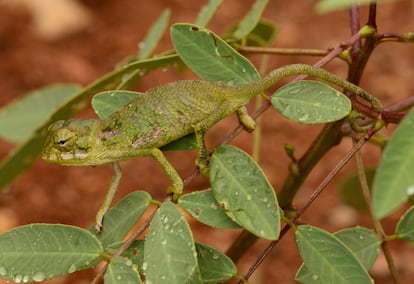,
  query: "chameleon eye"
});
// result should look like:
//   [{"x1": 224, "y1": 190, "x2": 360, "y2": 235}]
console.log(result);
[{"x1": 53, "y1": 129, "x2": 75, "y2": 151}]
